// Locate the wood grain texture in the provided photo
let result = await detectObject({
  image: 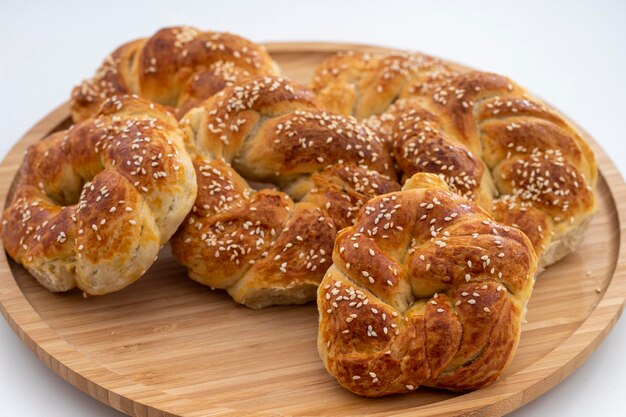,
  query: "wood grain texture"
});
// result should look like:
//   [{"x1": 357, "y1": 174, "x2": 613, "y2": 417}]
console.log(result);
[{"x1": 0, "y1": 42, "x2": 624, "y2": 417}]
